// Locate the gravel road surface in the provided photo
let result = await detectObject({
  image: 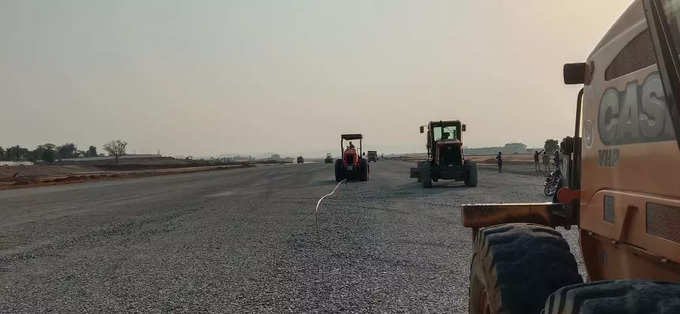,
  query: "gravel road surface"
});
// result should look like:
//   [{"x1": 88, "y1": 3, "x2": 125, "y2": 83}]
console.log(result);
[{"x1": 0, "y1": 161, "x2": 583, "y2": 313}]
